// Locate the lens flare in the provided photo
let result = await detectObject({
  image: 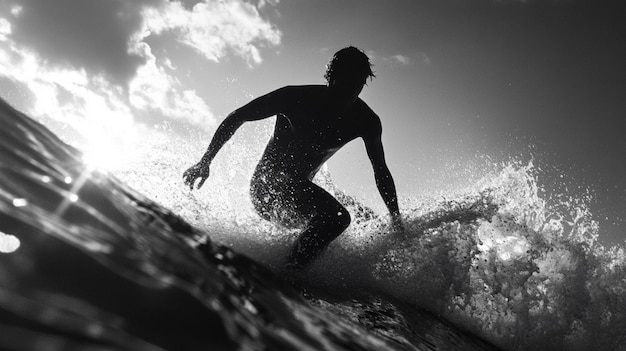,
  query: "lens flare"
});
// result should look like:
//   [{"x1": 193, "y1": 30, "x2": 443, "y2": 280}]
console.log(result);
[{"x1": 0, "y1": 231, "x2": 20, "y2": 253}]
